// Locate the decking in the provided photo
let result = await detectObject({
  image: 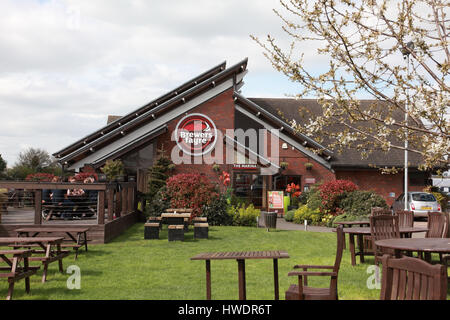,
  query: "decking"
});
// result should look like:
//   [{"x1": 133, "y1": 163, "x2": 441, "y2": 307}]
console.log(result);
[{"x1": 0, "y1": 181, "x2": 141, "y2": 244}]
